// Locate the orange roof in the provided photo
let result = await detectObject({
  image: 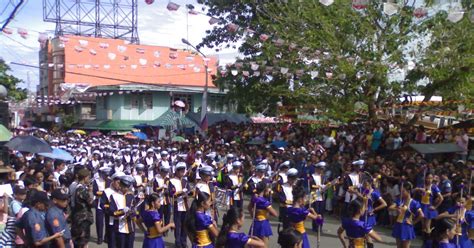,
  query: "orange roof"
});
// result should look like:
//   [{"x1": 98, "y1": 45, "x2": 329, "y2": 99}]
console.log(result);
[{"x1": 62, "y1": 35, "x2": 217, "y2": 88}]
